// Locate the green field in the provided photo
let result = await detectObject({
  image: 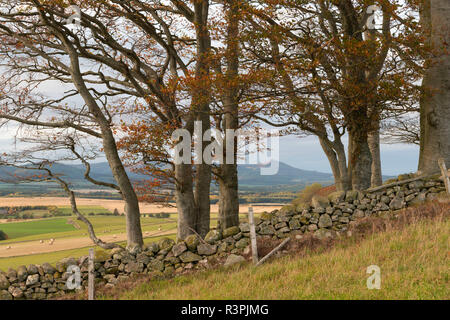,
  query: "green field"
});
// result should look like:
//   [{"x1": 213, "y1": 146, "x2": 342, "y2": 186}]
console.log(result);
[
  {"x1": 0, "y1": 204, "x2": 179, "y2": 270},
  {"x1": 0, "y1": 218, "x2": 76, "y2": 239},
  {"x1": 106, "y1": 215, "x2": 449, "y2": 300},
  {"x1": 0, "y1": 234, "x2": 177, "y2": 271},
  {"x1": 0, "y1": 206, "x2": 257, "y2": 271},
  {"x1": 0, "y1": 207, "x2": 176, "y2": 244},
  {"x1": 0, "y1": 216, "x2": 177, "y2": 244}
]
